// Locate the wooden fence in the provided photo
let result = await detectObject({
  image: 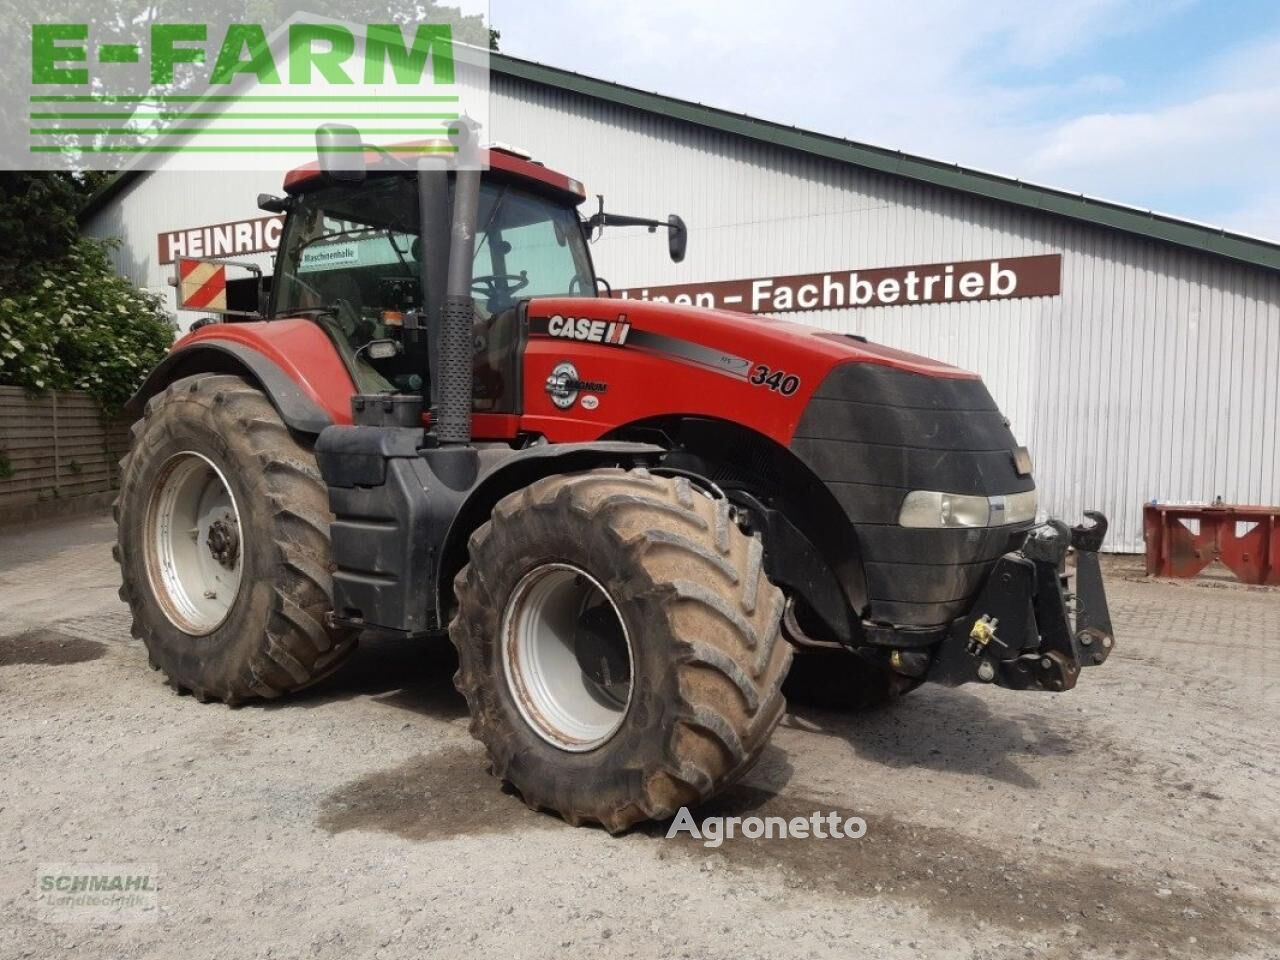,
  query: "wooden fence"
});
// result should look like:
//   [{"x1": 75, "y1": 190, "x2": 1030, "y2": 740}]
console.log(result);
[{"x1": 0, "y1": 385, "x2": 131, "y2": 522}]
